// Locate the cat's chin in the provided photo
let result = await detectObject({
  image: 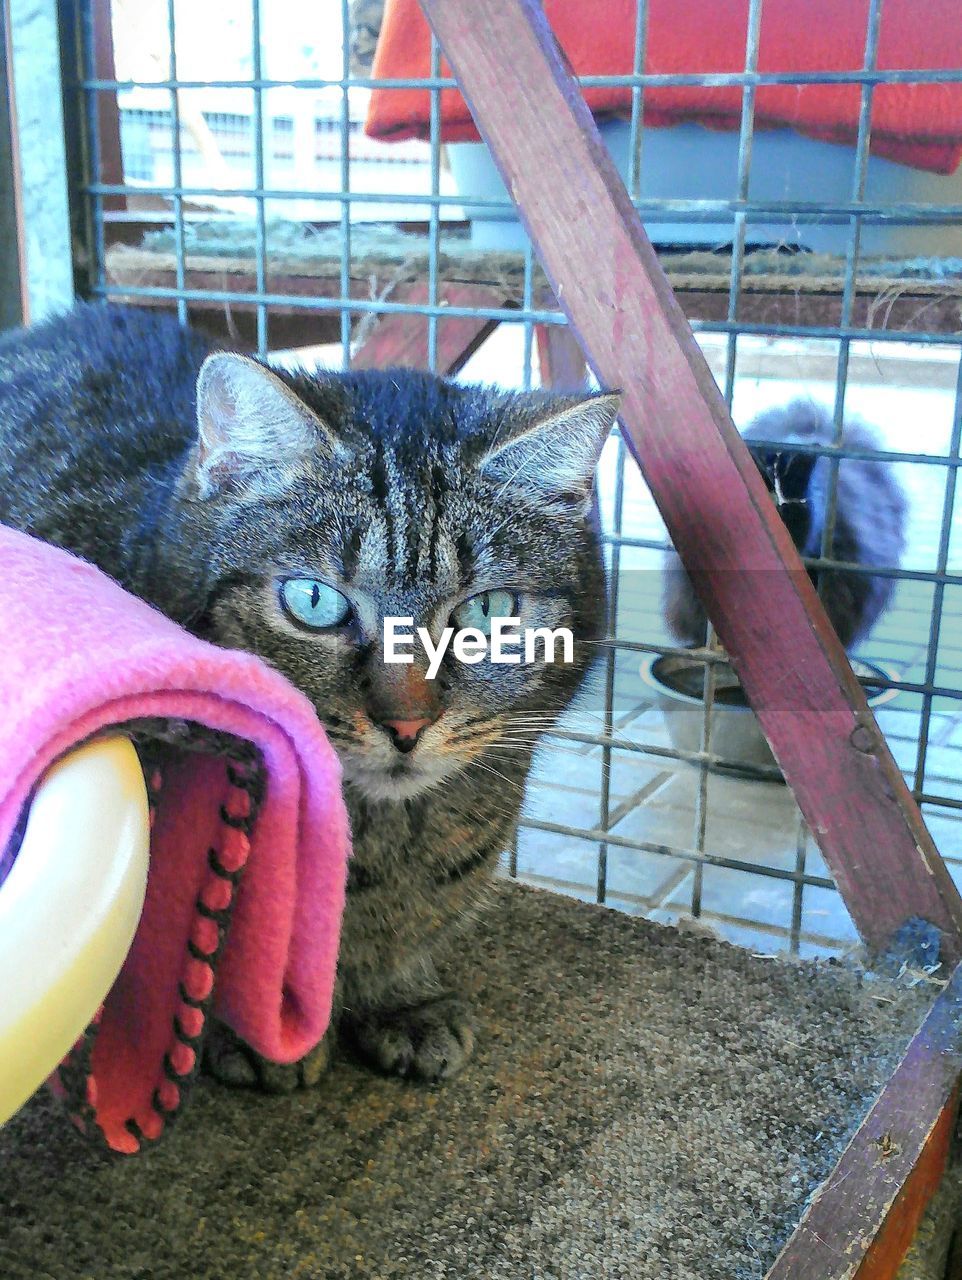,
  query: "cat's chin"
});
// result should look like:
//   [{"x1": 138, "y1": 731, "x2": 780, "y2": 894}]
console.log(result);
[{"x1": 339, "y1": 754, "x2": 462, "y2": 804}]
